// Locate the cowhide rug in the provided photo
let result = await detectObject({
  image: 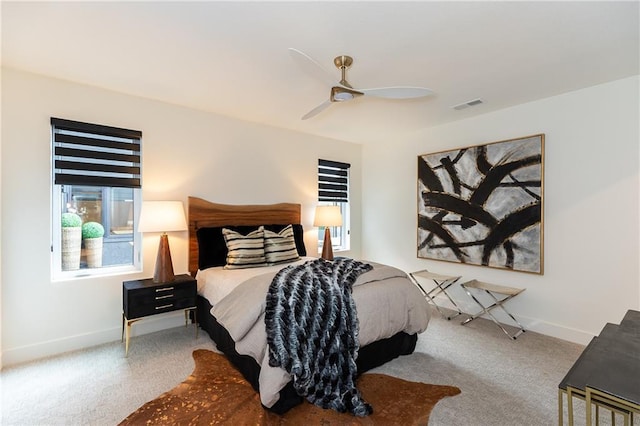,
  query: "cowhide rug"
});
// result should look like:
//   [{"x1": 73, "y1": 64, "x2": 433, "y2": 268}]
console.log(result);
[{"x1": 119, "y1": 349, "x2": 460, "y2": 425}]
